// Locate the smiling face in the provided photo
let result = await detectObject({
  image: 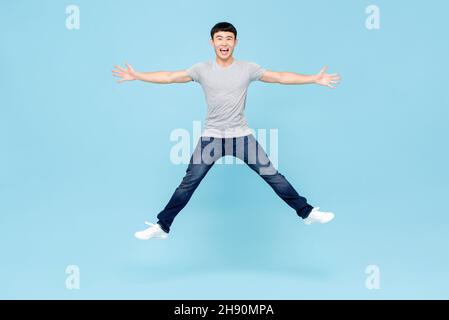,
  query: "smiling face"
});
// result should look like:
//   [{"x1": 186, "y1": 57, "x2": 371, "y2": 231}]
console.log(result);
[{"x1": 210, "y1": 31, "x2": 238, "y2": 61}]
